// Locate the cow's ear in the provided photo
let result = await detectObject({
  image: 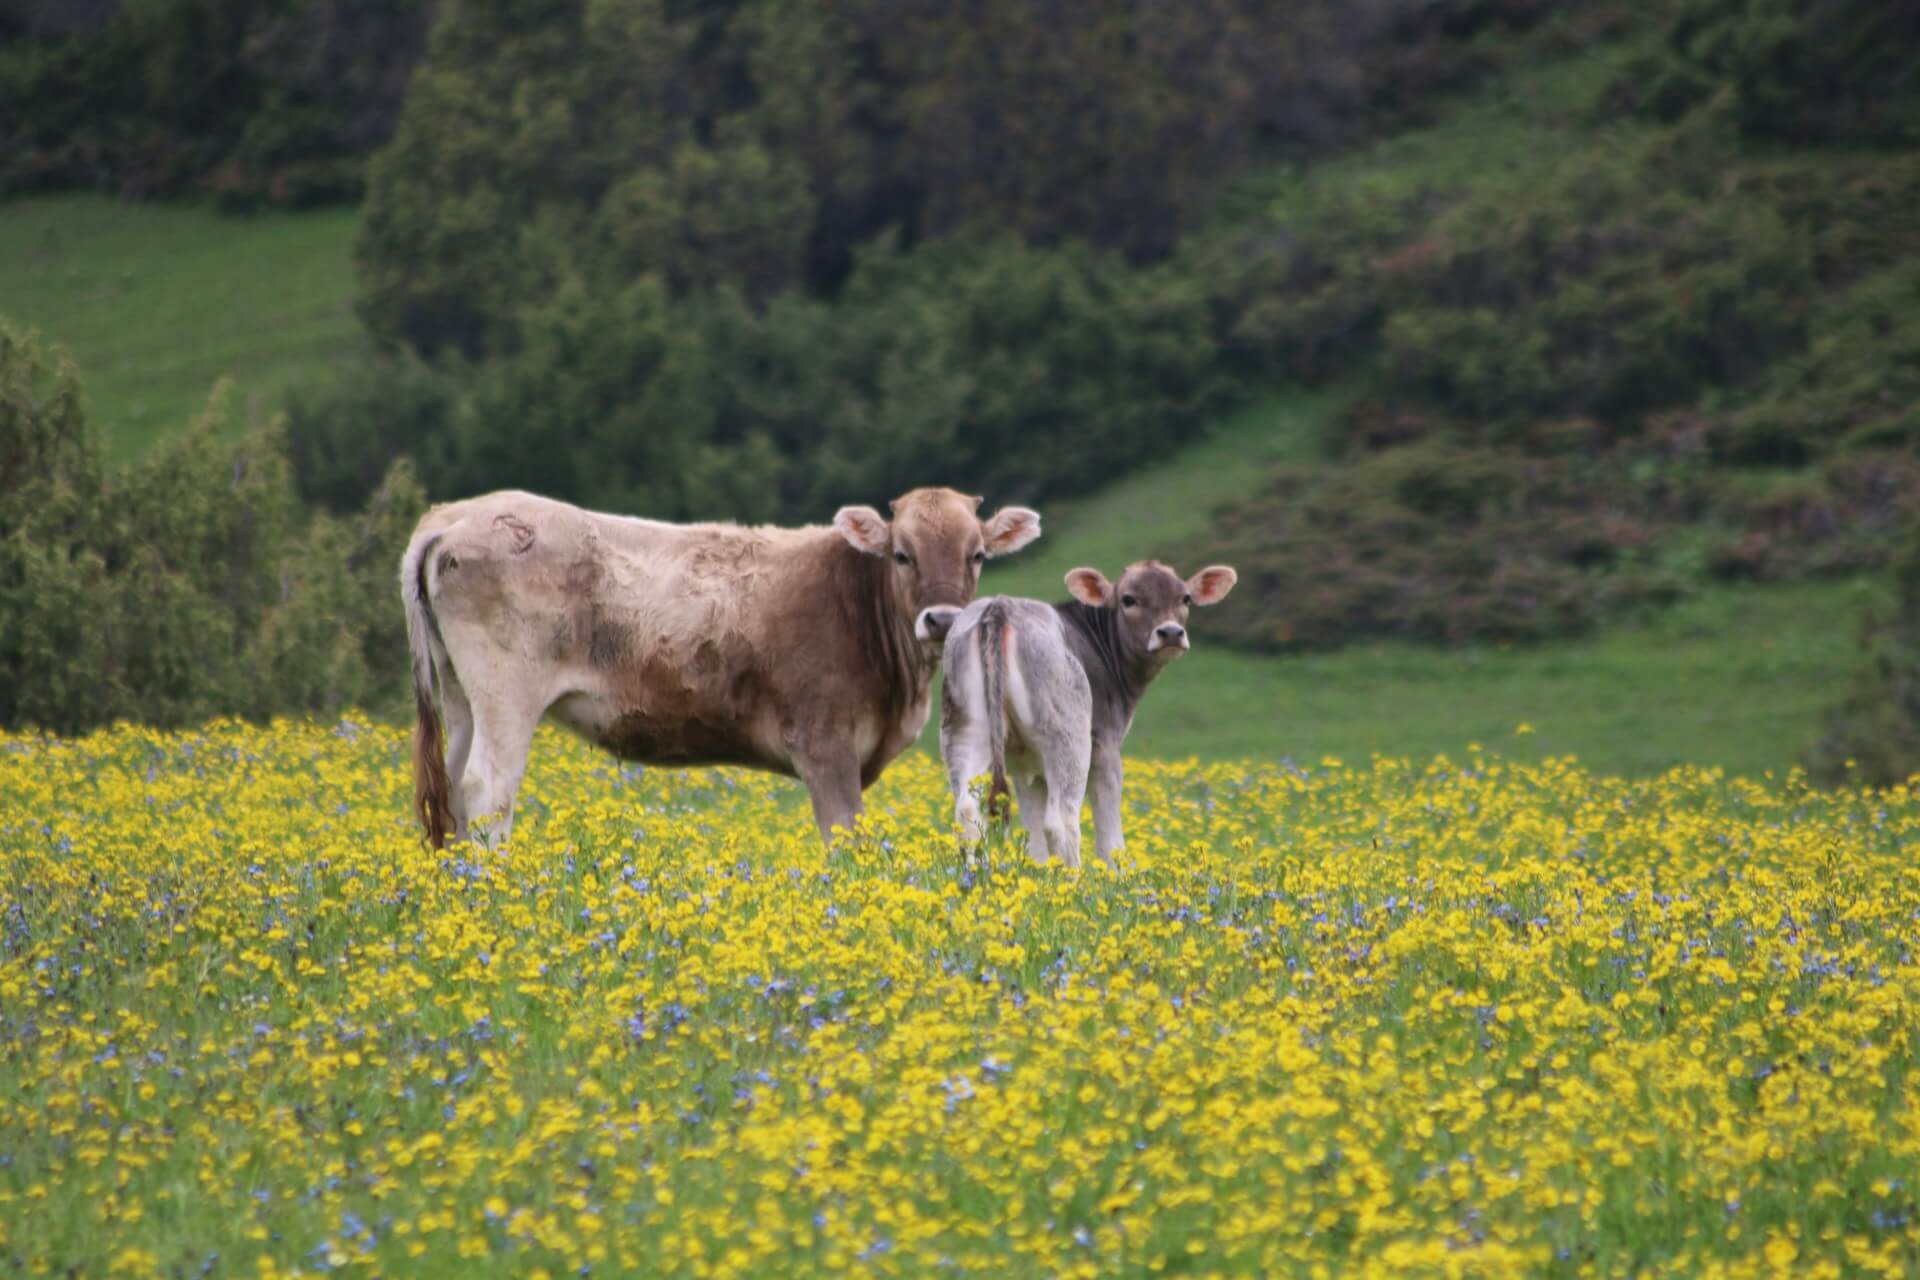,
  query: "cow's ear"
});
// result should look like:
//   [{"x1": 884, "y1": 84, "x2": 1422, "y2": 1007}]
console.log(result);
[
  {"x1": 834, "y1": 506, "x2": 891, "y2": 556},
  {"x1": 1186, "y1": 565, "x2": 1238, "y2": 606},
  {"x1": 1065, "y1": 567, "x2": 1111, "y2": 607},
  {"x1": 981, "y1": 506, "x2": 1041, "y2": 557}
]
